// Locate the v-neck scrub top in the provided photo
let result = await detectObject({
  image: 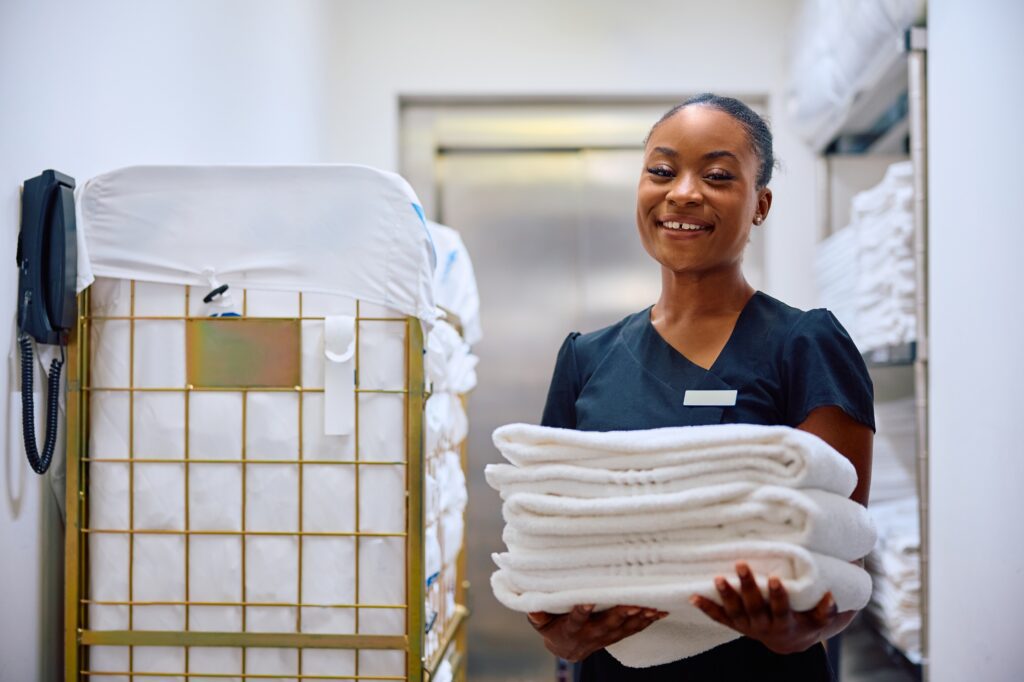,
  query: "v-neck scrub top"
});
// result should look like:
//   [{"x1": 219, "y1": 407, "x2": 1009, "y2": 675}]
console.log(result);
[{"x1": 539, "y1": 291, "x2": 875, "y2": 681}]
